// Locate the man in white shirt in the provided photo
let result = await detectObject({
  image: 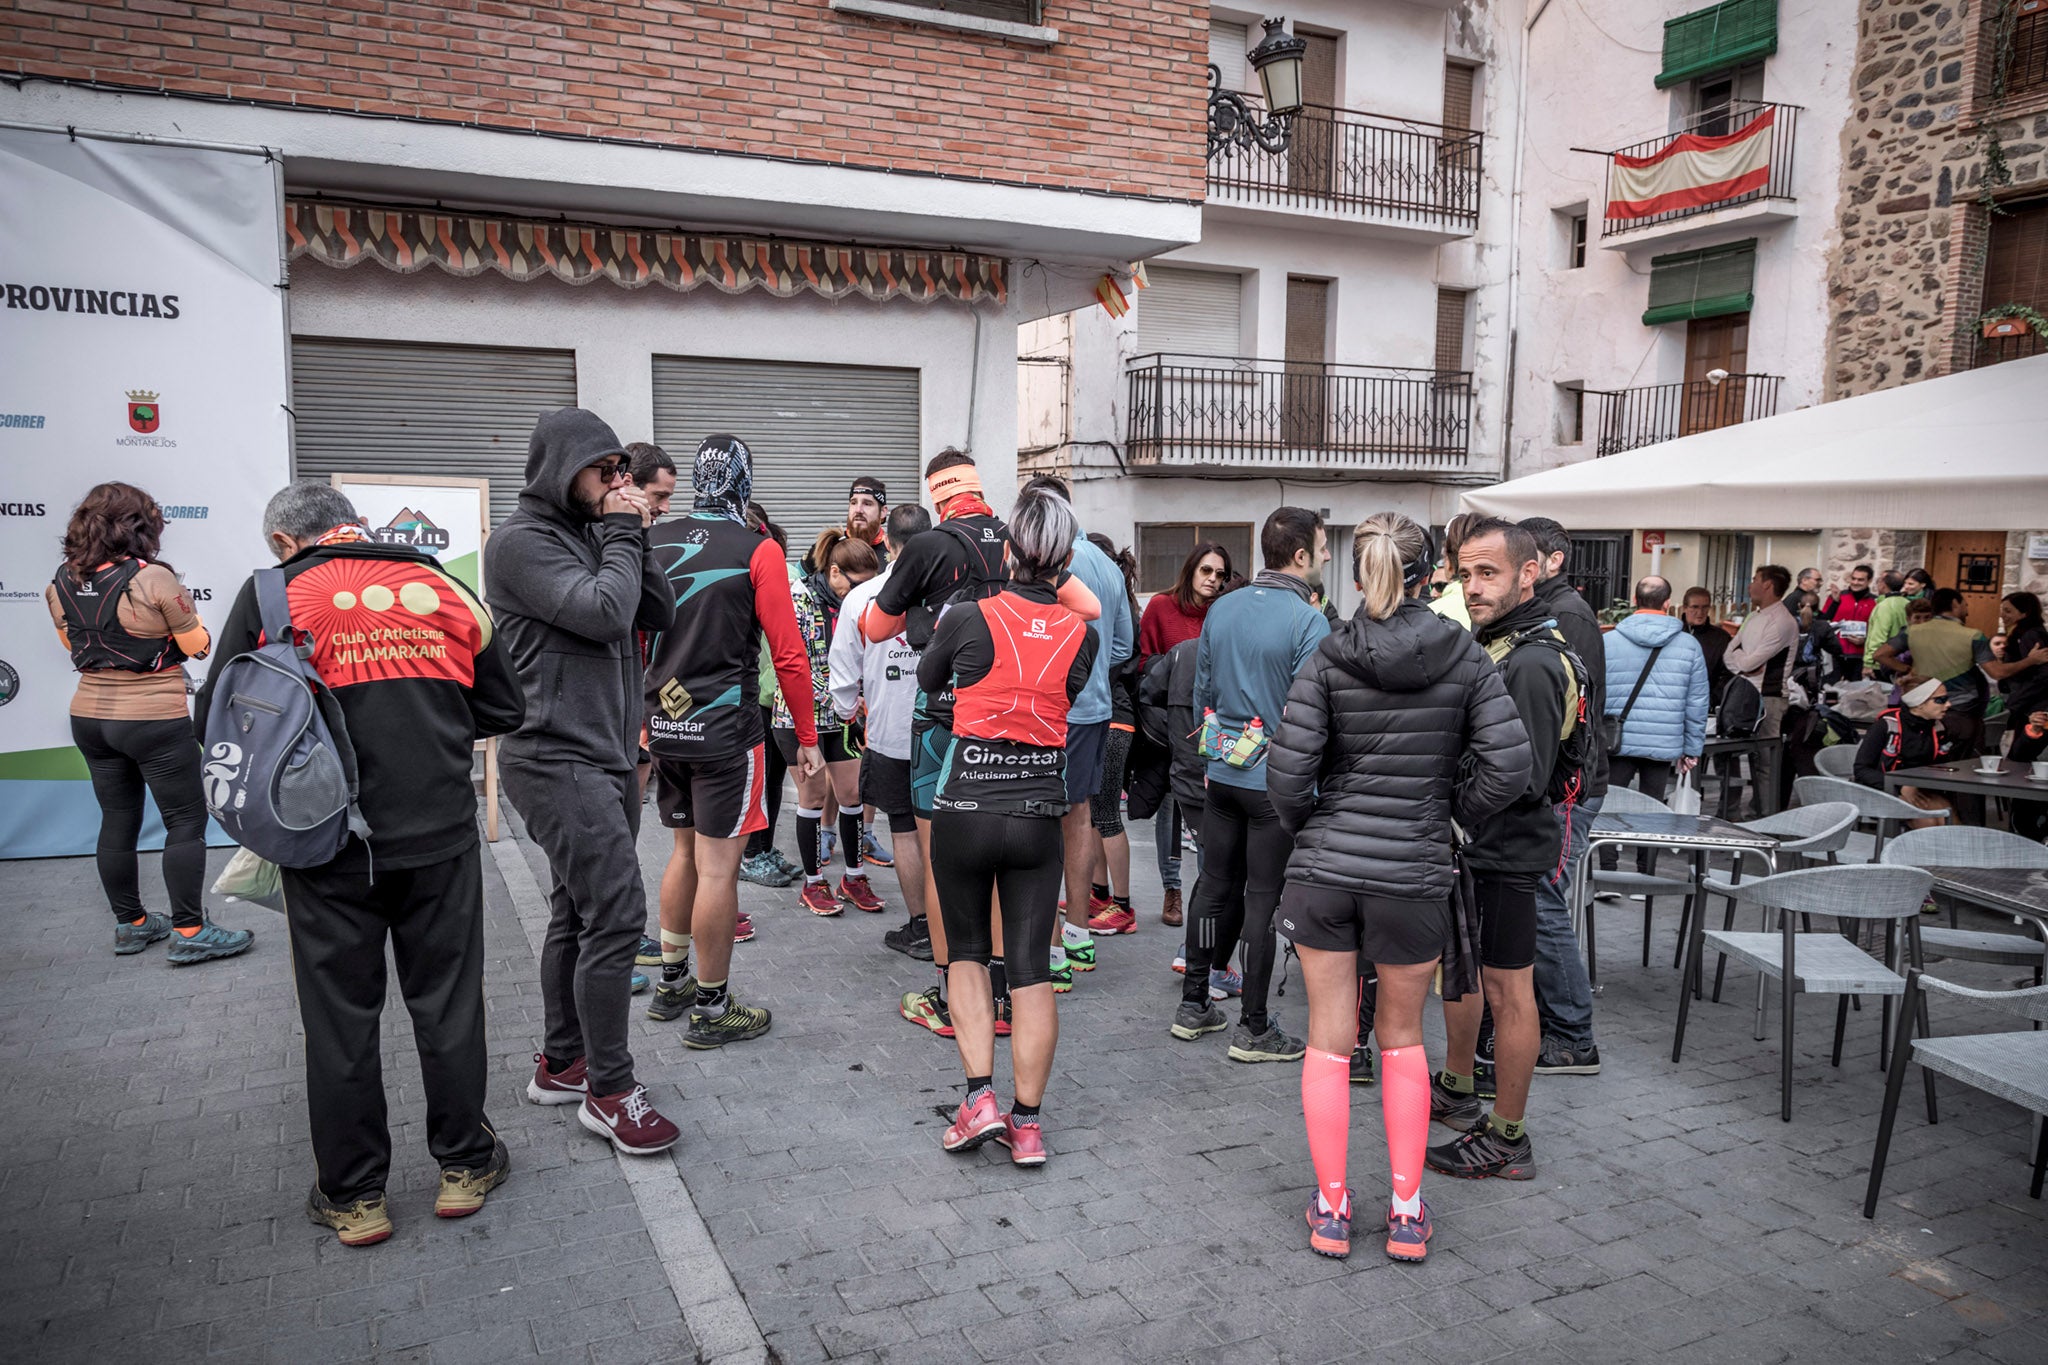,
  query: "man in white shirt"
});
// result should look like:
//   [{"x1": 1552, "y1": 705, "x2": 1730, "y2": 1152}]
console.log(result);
[
  {"x1": 830, "y1": 503, "x2": 932, "y2": 960},
  {"x1": 1723, "y1": 564, "x2": 1799, "y2": 742}
]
